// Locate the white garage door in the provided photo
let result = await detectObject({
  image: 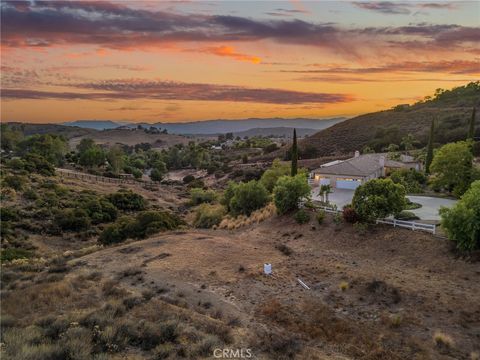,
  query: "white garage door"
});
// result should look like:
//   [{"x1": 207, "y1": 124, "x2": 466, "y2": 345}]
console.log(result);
[
  {"x1": 336, "y1": 179, "x2": 361, "y2": 190},
  {"x1": 319, "y1": 178, "x2": 330, "y2": 186}
]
